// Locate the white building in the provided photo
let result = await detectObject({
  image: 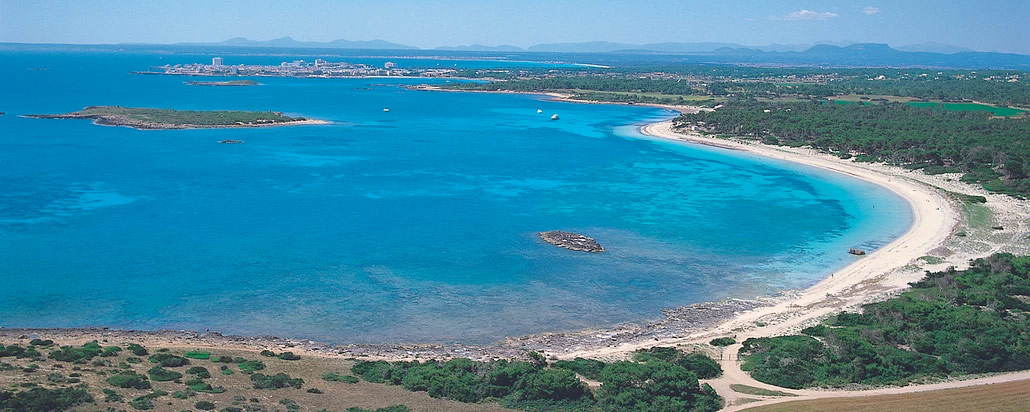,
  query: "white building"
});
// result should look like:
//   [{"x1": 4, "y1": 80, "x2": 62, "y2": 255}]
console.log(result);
[
  {"x1": 212, "y1": 57, "x2": 223, "y2": 67},
  {"x1": 384, "y1": 61, "x2": 397, "y2": 69}
]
